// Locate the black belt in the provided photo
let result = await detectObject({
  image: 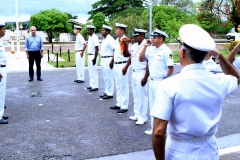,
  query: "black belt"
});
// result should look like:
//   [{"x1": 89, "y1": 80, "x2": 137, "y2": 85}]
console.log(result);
[
  {"x1": 88, "y1": 53, "x2": 94, "y2": 55},
  {"x1": 0, "y1": 65, "x2": 6, "y2": 67},
  {"x1": 102, "y1": 56, "x2": 113, "y2": 58},
  {"x1": 76, "y1": 50, "x2": 82, "y2": 52},
  {"x1": 115, "y1": 61, "x2": 127, "y2": 64}
]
